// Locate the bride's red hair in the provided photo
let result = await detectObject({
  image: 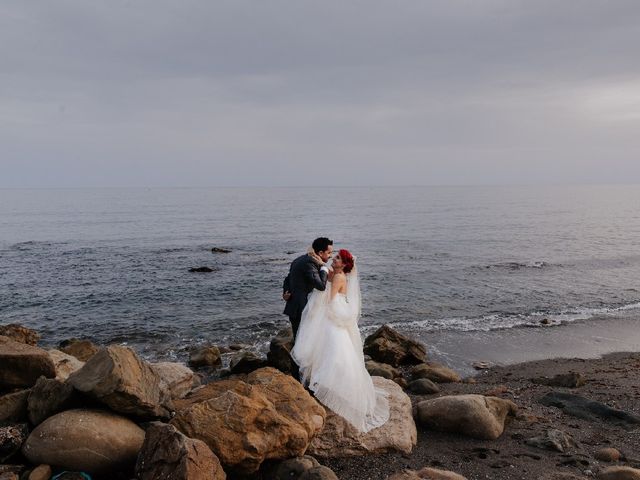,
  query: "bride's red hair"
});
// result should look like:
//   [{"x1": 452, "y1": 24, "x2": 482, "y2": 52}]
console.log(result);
[{"x1": 339, "y1": 249, "x2": 355, "y2": 273}]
